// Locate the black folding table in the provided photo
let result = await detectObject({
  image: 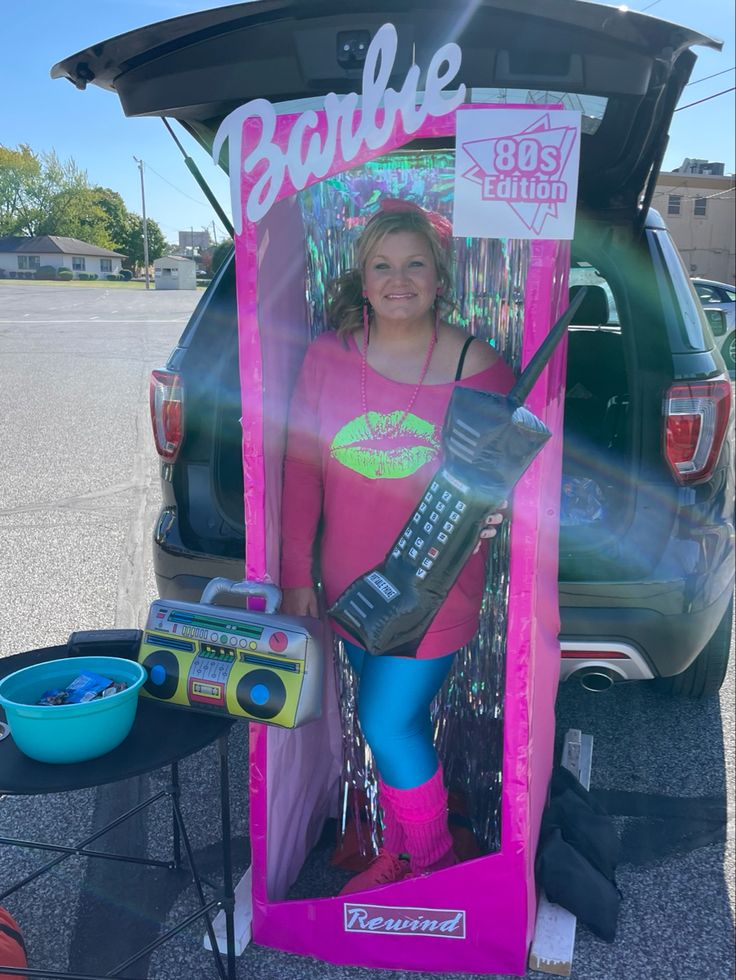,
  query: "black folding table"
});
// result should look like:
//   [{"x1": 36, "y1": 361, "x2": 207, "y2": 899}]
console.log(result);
[{"x1": 0, "y1": 645, "x2": 237, "y2": 980}]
